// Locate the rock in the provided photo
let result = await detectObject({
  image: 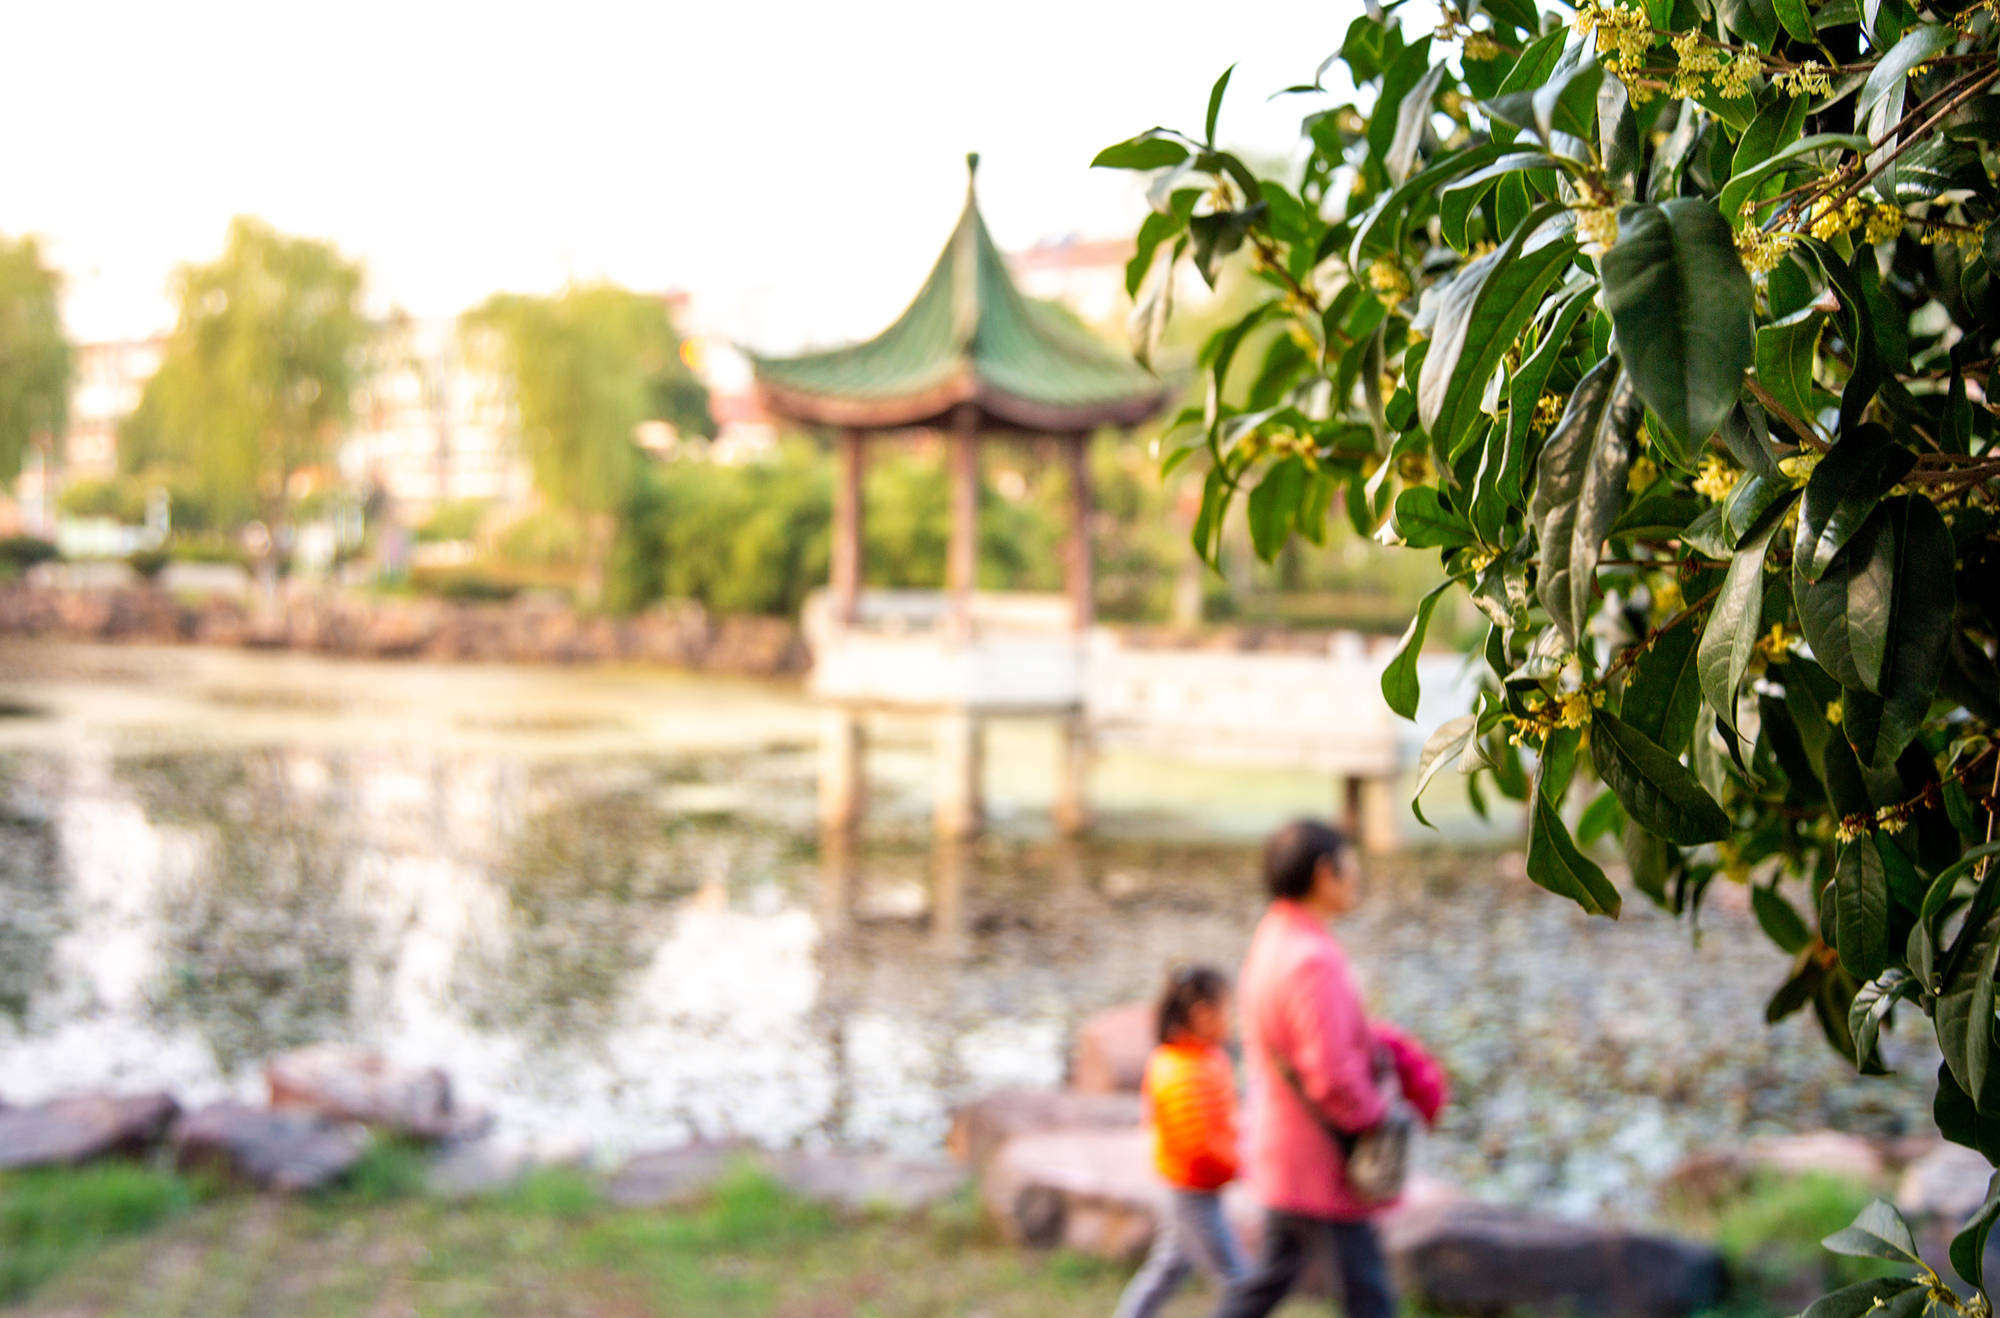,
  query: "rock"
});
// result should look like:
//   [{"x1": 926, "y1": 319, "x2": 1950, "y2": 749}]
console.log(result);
[
  {"x1": 1386, "y1": 1200, "x2": 1726, "y2": 1318},
  {"x1": 1898, "y1": 1142, "x2": 1995, "y2": 1224},
  {"x1": 768, "y1": 1150, "x2": 968, "y2": 1213},
  {"x1": 947, "y1": 1087, "x2": 1144, "y2": 1174},
  {"x1": 982, "y1": 1127, "x2": 1163, "y2": 1261},
  {"x1": 172, "y1": 1103, "x2": 369, "y2": 1192},
  {"x1": 1661, "y1": 1131, "x2": 1892, "y2": 1211},
  {"x1": 0, "y1": 1092, "x2": 179, "y2": 1170},
  {"x1": 426, "y1": 1131, "x2": 592, "y2": 1199},
  {"x1": 606, "y1": 1142, "x2": 756, "y2": 1208},
  {"x1": 266, "y1": 1044, "x2": 485, "y2": 1141},
  {"x1": 1070, "y1": 1001, "x2": 1155, "y2": 1094}
]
